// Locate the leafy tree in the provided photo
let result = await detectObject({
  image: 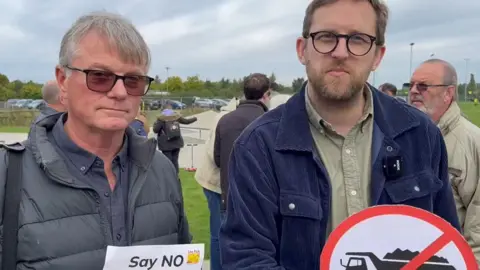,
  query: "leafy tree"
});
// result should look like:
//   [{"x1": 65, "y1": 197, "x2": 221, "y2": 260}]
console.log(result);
[
  {"x1": 10, "y1": 80, "x2": 24, "y2": 96},
  {"x1": 467, "y1": 73, "x2": 477, "y2": 99},
  {"x1": 0, "y1": 73, "x2": 9, "y2": 86},
  {"x1": 457, "y1": 83, "x2": 466, "y2": 101},
  {"x1": 150, "y1": 81, "x2": 163, "y2": 91},
  {"x1": 164, "y1": 76, "x2": 184, "y2": 92},
  {"x1": 0, "y1": 85, "x2": 15, "y2": 100},
  {"x1": 204, "y1": 80, "x2": 215, "y2": 91},
  {"x1": 269, "y1": 72, "x2": 277, "y2": 83},
  {"x1": 184, "y1": 75, "x2": 204, "y2": 92},
  {"x1": 219, "y1": 78, "x2": 230, "y2": 89},
  {"x1": 0, "y1": 71, "x2": 300, "y2": 100},
  {"x1": 292, "y1": 77, "x2": 306, "y2": 92},
  {"x1": 20, "y1": 82, "x2": 42, "y2": 99}
]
